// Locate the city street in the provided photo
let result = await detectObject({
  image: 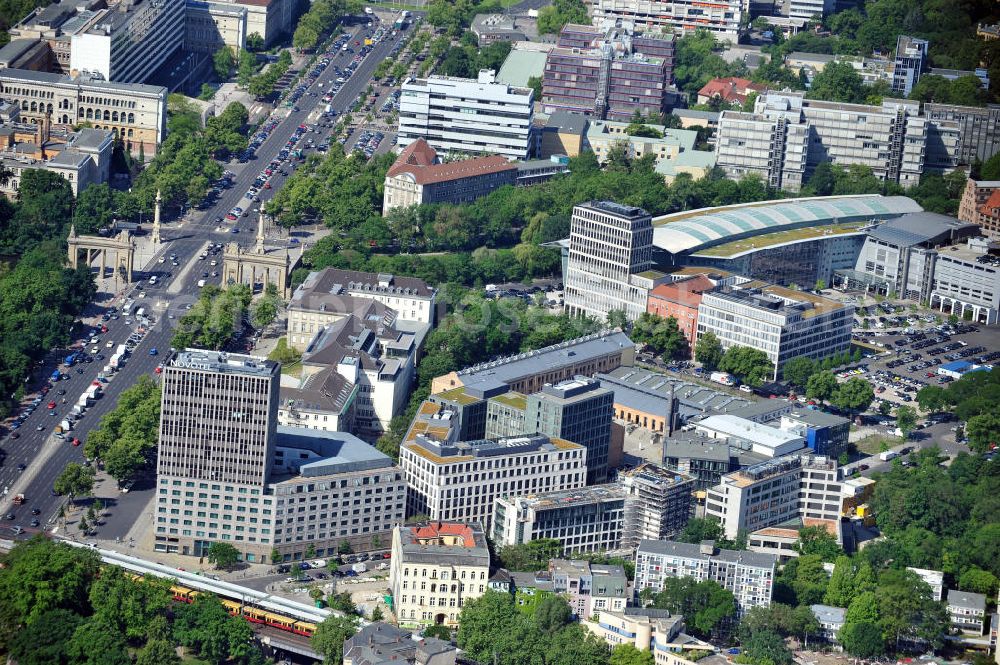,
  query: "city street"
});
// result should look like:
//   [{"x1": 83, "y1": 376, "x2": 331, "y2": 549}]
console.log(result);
[{"x1": 0, "y1": 16, "x2": 414, "y2": 541}]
